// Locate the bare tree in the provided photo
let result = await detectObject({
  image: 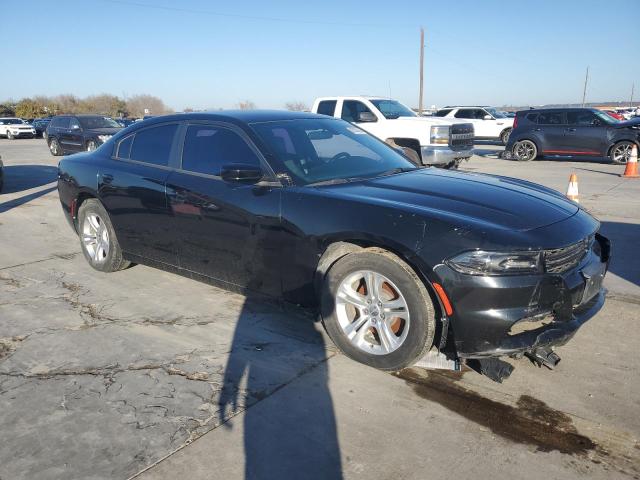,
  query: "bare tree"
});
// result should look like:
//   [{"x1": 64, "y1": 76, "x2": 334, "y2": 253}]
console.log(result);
[
  {"x1": 126, "y1": 94, "x2": 172, "y2": 118},
  {"x1": 237, "y1": 100, "x2": 256, "y2": 110},
  {"x1": 285, "y1": 101, "x2": 308, "y2": 112}
]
